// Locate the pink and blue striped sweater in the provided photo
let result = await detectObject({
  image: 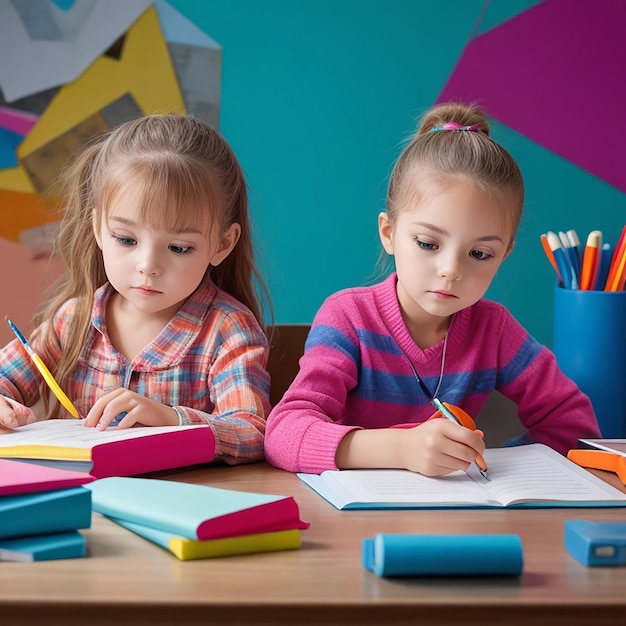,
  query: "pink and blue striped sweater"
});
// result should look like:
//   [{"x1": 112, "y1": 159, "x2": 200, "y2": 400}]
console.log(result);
[{"x1": 265, "y1": 273, "x2": 600, "y2": 473}]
